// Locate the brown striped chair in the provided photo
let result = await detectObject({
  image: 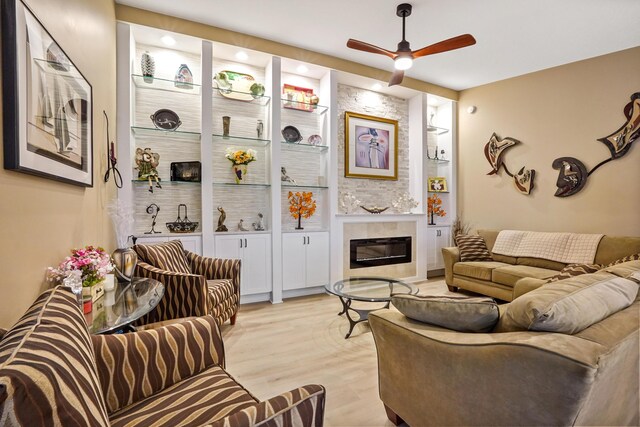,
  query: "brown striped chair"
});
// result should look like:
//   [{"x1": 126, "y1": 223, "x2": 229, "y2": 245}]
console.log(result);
[
  {"x1": 0, "y1": 286, "x2": 326, "y2": 426},
  {"x1": 133, "y1": 240, "x2": 240, "y2": 326}
]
